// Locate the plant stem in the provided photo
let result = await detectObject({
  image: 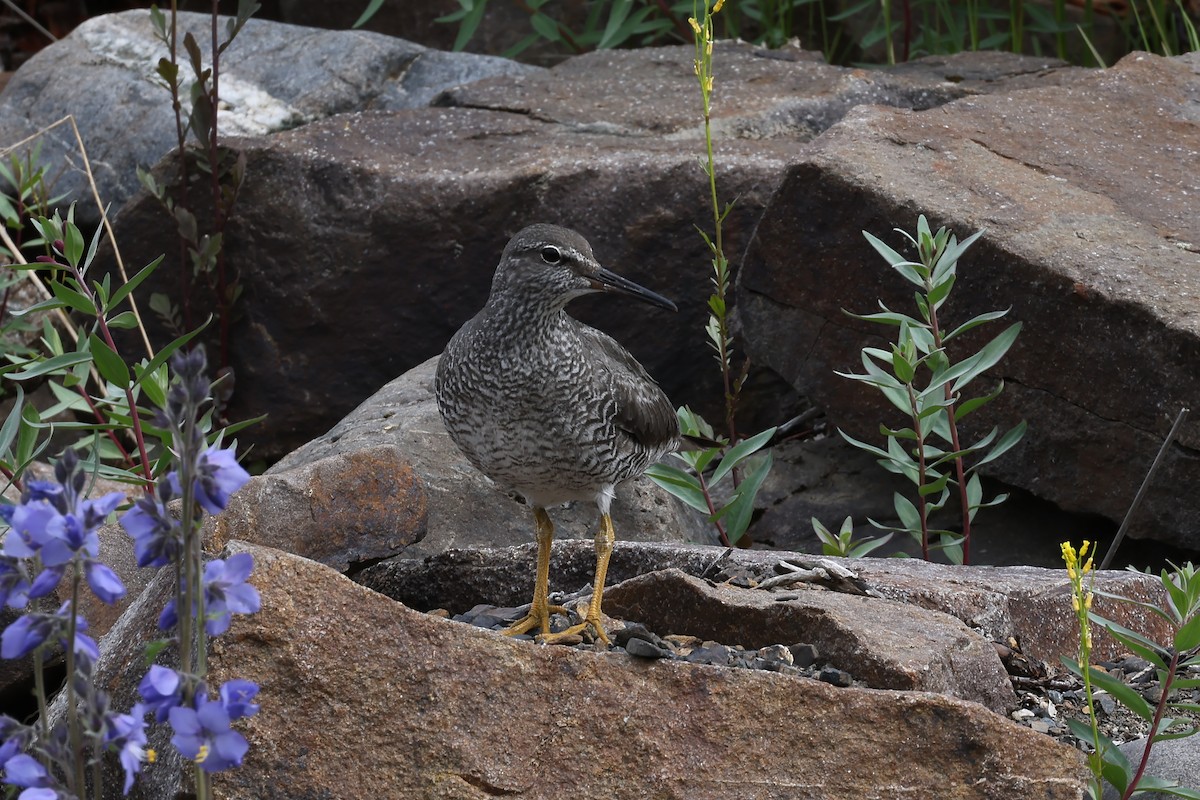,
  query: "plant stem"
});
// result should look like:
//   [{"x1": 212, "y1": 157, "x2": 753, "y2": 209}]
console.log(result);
[
  {"x1": 66, "y1": 564, "x2": 84, "y2": 795},
  {"x1": 167, "y1": 0, "x2": 194, "y2": 334},
  {"x1": 907, "y1": 383, "x2": 932, "y2": 560},
  {"x1": 925, "y1": 295, "x2": 971, "y2": 563},
  {"x1": 696, "y1": 470, "x2": 732, "y2": 547},
  {"x1": 1121, "y1": 650, "x2": 1181, "y2": 800}
]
